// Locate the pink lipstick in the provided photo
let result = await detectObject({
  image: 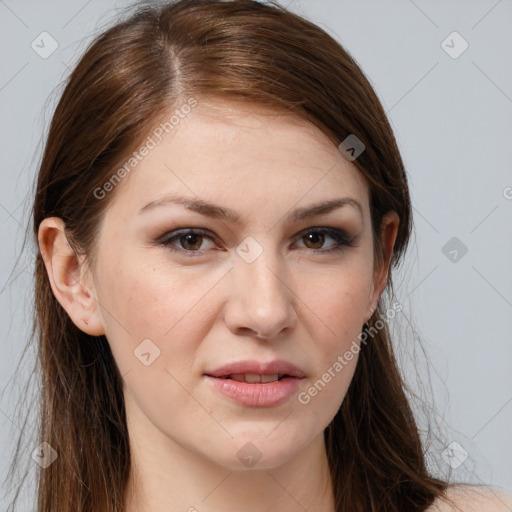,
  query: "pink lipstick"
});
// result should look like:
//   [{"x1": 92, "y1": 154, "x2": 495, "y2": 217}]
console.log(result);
[{"x1": 204, "y1": 359, "x2": 305, "y2": 407}]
